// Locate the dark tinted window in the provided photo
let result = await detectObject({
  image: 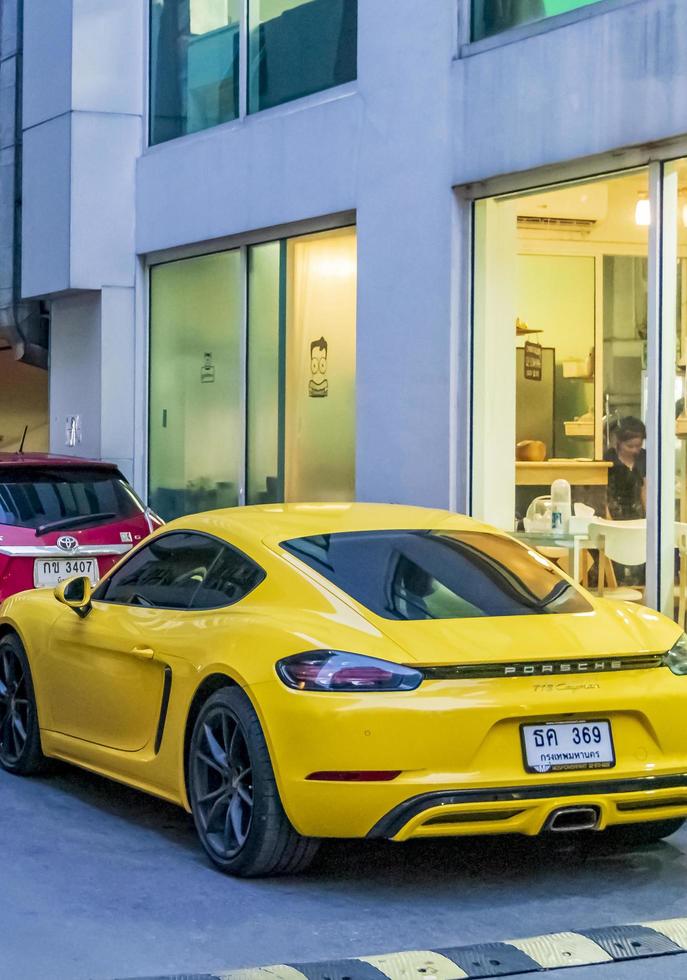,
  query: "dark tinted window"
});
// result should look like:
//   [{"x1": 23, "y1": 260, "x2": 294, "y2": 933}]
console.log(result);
[
  {"x1": 281, "y1": 530, "x2": 592, "y2": 620},
  {"x1": 248, "y1": 0, "x2": 357, "y2": 113},
  {"x1": 0, "y1": 467, "x2": 144, "y2": 532},
  {"x1": 472, "y1": 0, "x2": 601, "y2": 43},
  {"x1": 190, "y1": 543, "x2": 265, "y2": 609},
  {"x1": 96, "y1": 533, "x2": 220, "y2": 608},
  {"x1": 149, "y1": 0, "x2": 241, "y2": 147},
  {"x1": 96, "y1": 532, "x2": 264, "y2": 610}
]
